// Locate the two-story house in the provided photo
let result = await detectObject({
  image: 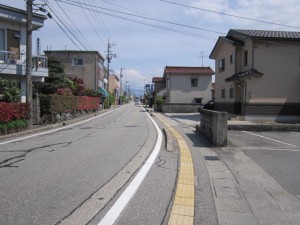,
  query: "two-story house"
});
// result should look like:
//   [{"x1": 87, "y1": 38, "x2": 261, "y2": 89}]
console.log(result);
[
  {"x1": 210, "y1": 29, "x2": 300, "y2": 121},
  {"x1": 44, "y1": 50, "x2": 107, "y2": 97},
  {"x1": 161, "y1": 66, "x2": 214, "y2": 113},
  {"x1": 0, "y1": 4, "x2": 48, "y2": 102}
]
